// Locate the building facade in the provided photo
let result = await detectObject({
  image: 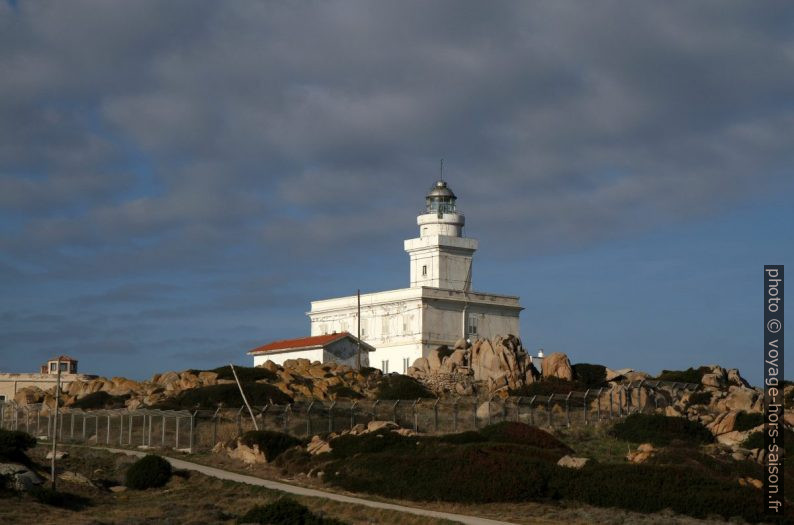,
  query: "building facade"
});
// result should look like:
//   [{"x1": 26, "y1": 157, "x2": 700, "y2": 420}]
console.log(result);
[
  {"x1": 248, "y1": 333, "x2": 373, "y2": 368},
  {"x1": 309, "y1": 180, "x2": 522, "y2": 374},
  {"x1": 0, "y1": 355, "x2": 93, "y2": 402}
]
